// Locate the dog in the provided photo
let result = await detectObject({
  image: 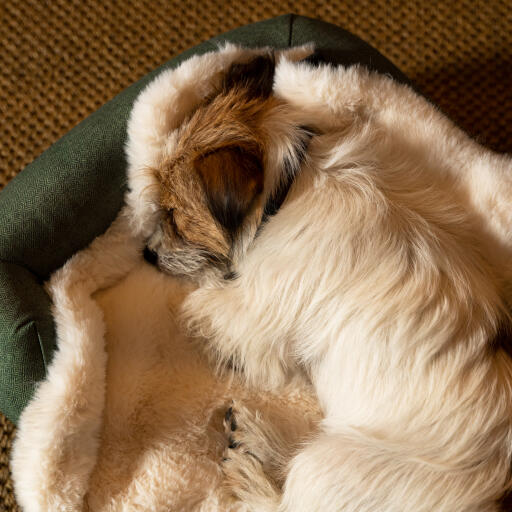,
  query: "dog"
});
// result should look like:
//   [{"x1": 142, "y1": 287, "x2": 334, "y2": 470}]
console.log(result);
[{"x1": 126, "y1": 45, "x2": 512, "y2": 511}]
